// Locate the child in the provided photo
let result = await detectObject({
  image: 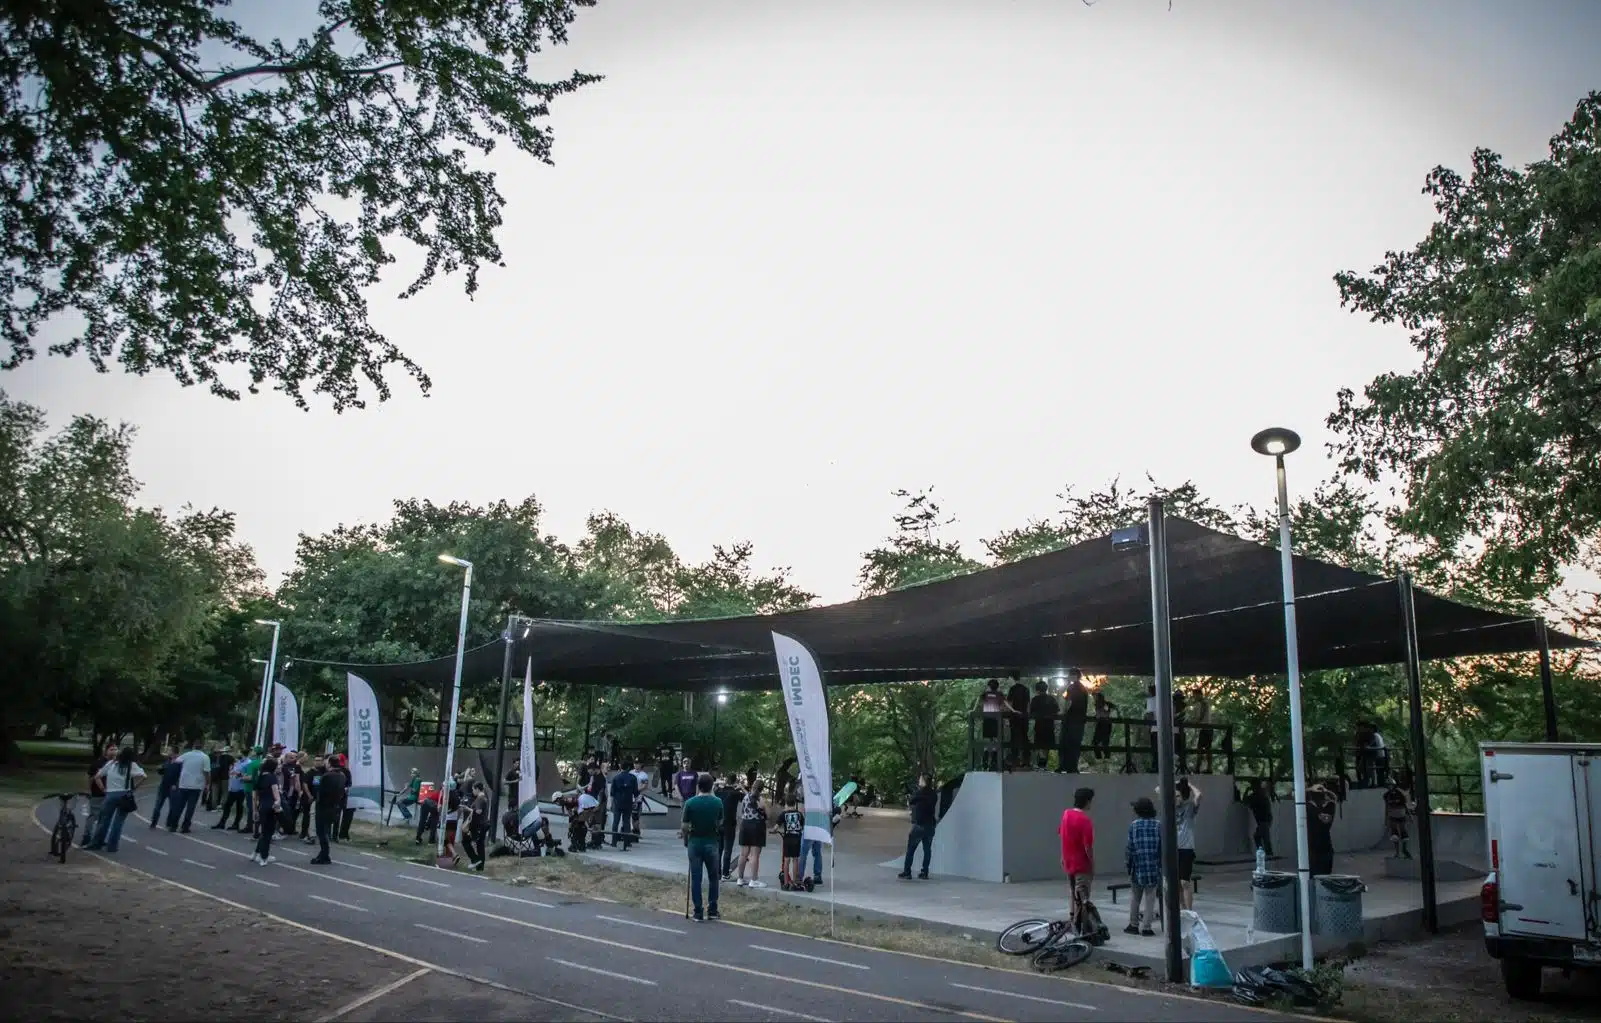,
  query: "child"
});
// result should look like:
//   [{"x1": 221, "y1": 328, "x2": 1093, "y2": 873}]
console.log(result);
[{"x1": 778, "y1": 795, "x2": 805, "y2": 890}]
